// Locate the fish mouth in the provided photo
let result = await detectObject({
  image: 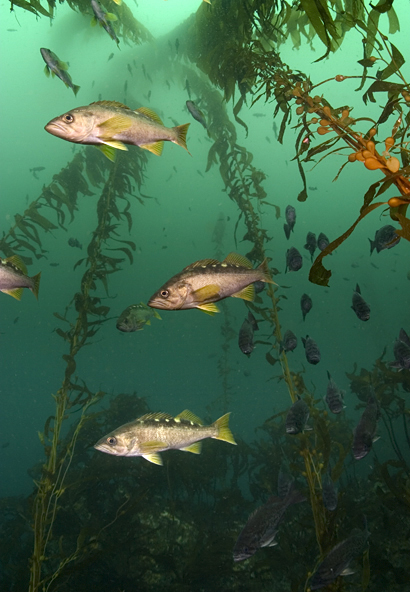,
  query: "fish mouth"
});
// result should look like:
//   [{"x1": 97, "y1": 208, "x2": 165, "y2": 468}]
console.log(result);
[
  {"x1": 147, "y1": 297, "x2": 173, "y2": 310},
  {"x1": 45, "y1": 120, "x2": 68, "y2": 139}
]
